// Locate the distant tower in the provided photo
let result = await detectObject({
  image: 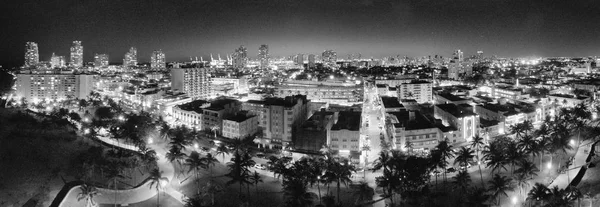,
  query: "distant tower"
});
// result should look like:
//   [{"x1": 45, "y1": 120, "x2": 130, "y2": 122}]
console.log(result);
[
  {"x1": 151, "y1": 50, "x2": 166, "y2": 69},
  {"x1": 453, "y1": 49, "x2": 464, "y2": 62},
  {"x1": 94, "y1": 54, "x2": 109, "y2": 68},
  {"x1": 24, "y1": 42, "x2": 39, "y2": 67},
  {"x1": 123, "y1": 47, "x2": 138, "y2": 67},
  {"x1": 258, "y1": 44, "x2": 269, "y2": 69},
  {"x1": 308, "y1": 54, "x2": 316, "y2": 69},
  {"x1": 232, "y1": 45, "x2": 248, "y2": 69},
  {"x1": 476, "y1": 51, "x2": 483, "y2": 59},
  {"x1": 70, "y1": 41, "x2": 84, "y2": 68},
  {"x1": 322, "y1": 49, "x2": 337, "y2": 68},
  {"x1": 50, "y1": 53, "x2": 60, "y2": 68}
]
